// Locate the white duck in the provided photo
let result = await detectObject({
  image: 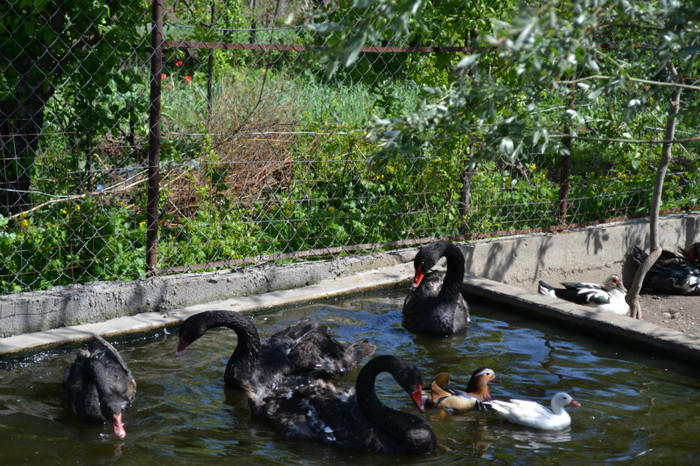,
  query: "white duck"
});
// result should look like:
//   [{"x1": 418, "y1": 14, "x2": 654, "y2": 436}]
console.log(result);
[
  {"x1": 538, "y1": 274, "x2": 629, "y2": 315},
  {"x1": 487, "y1": 392, "x2": 580, "y2": 430}
]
